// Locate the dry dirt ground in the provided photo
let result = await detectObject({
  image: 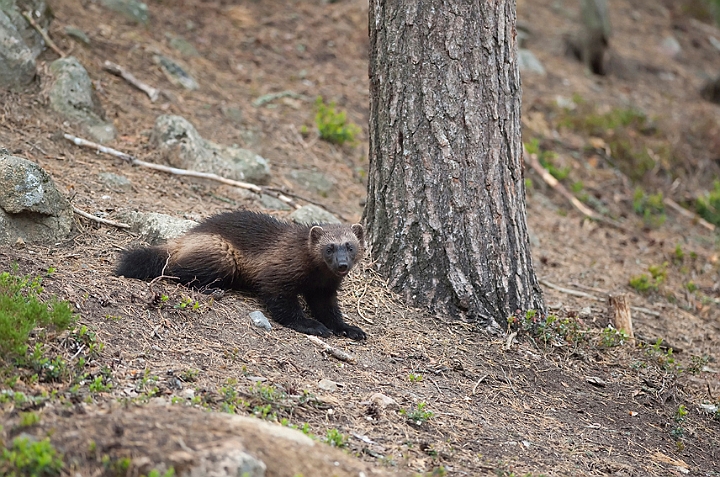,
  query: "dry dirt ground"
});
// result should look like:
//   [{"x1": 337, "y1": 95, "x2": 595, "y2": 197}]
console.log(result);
[{"x1": 1, "y1": 0, "x2": 720, "y2": 475}]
